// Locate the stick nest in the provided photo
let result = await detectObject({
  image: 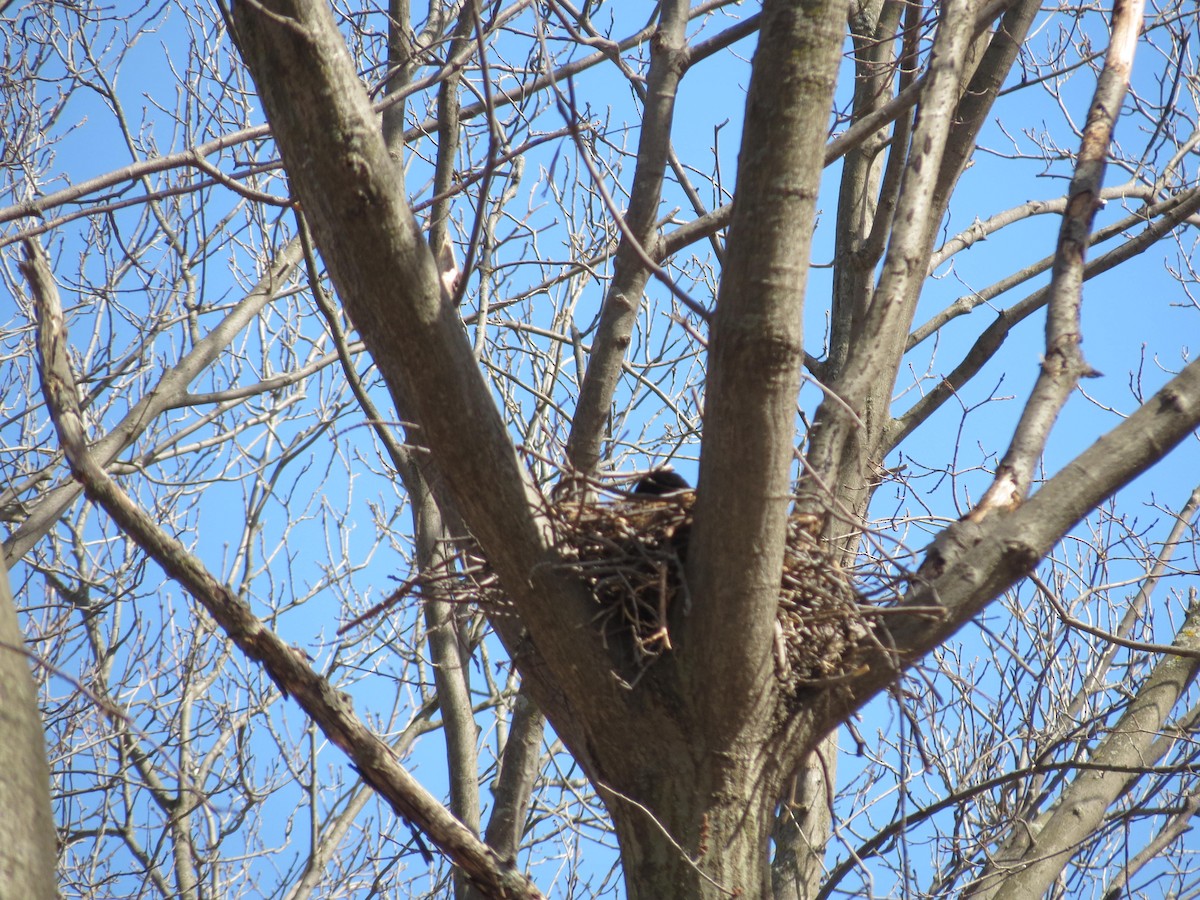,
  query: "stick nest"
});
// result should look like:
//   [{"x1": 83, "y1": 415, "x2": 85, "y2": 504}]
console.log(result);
[{"x1": 470, "y1": 490, "x2": 874, "y2": 688}]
